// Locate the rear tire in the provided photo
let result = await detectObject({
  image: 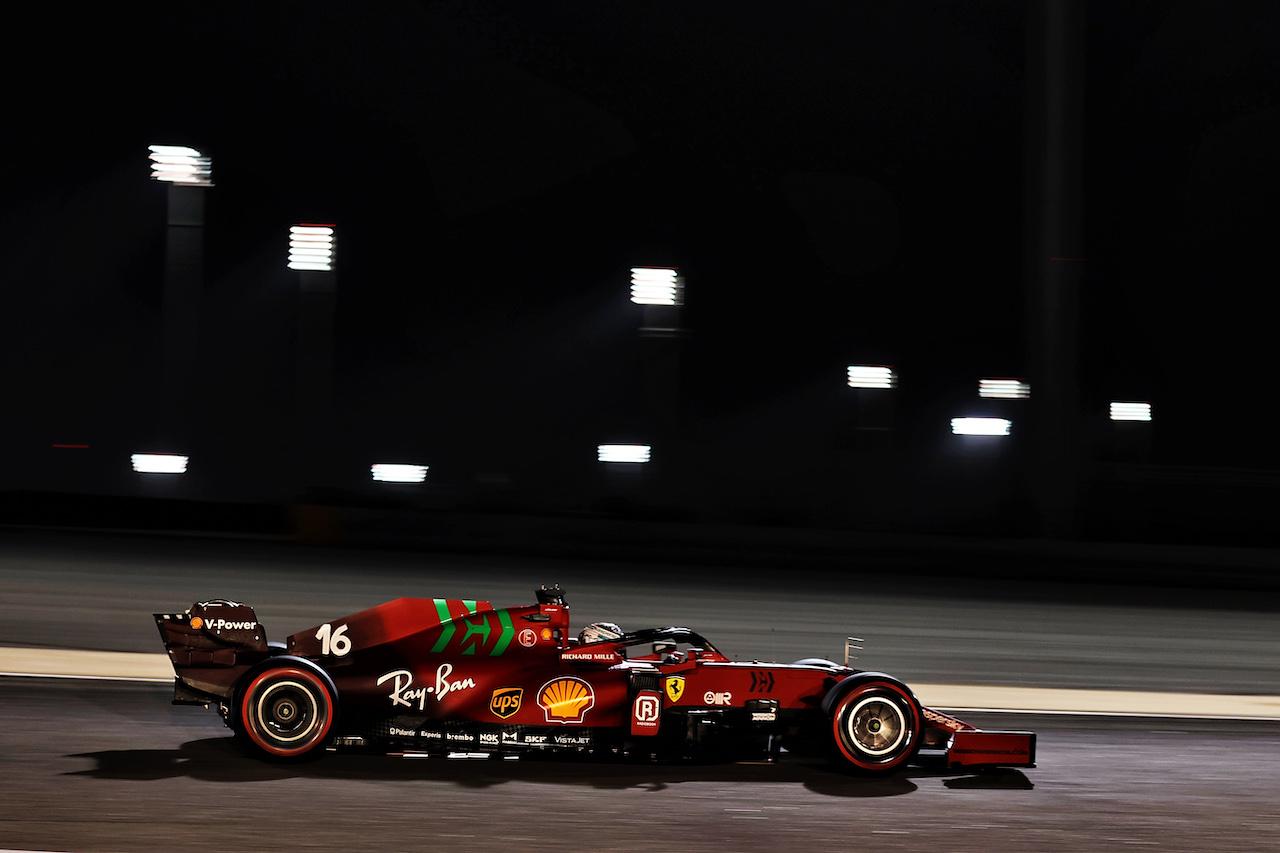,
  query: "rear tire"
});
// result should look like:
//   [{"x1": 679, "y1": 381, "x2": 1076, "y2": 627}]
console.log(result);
[
  {"x1": 238, "y1": 665, "x2": 335, "y2": 760},
  {"x1": 829, "y1": 680, "x2": 921, "y2": 776}
]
